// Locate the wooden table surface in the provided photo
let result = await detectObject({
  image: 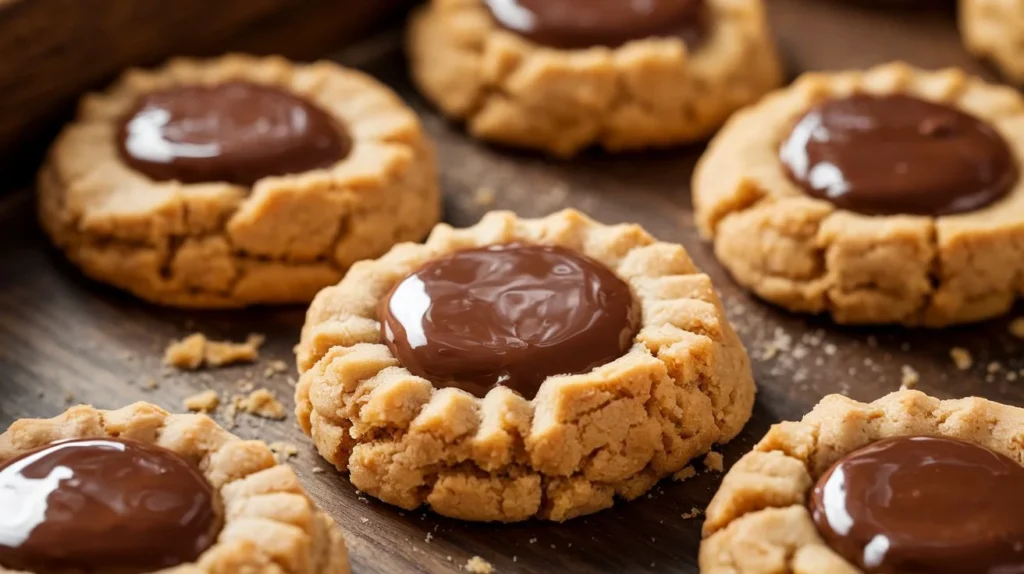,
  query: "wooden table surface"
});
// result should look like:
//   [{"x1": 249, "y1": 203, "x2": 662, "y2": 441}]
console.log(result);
[{"x1": 1, "y1": 1, "x2": 1022, "y2": 572}]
